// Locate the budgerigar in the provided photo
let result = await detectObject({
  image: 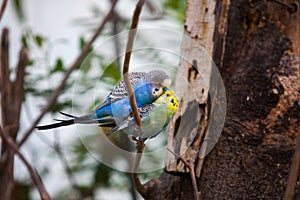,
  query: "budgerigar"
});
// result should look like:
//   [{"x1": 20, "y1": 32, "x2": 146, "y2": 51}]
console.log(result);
[
  {"x1": 36, "y1": 70, "x2": 171, "y2": 130},
  {"x1": 105, "y1": 89, "x2": 178, "y2": 141}
]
